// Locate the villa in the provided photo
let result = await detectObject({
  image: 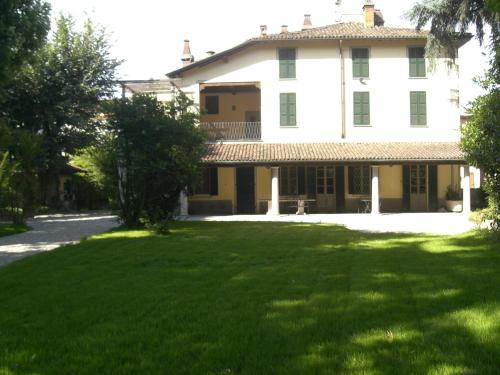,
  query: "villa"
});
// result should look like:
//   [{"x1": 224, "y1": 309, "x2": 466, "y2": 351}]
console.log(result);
[{"x1": 167, "y1": 0, "x2": 473, "y2": 216}]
